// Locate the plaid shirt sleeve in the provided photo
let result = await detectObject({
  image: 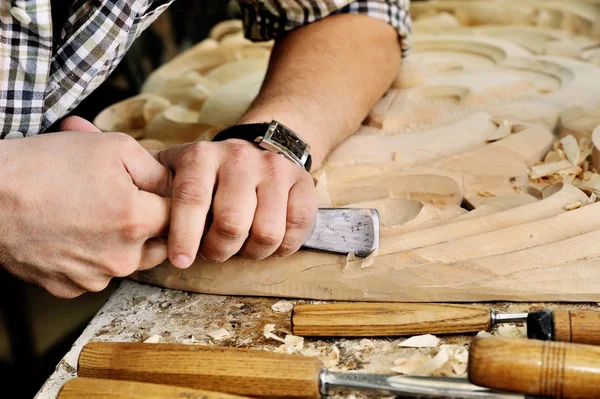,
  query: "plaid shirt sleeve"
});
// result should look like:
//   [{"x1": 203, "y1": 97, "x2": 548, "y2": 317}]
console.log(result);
[{"x1": 237, "y1": 0, "x2": 411, "y2": 55}]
